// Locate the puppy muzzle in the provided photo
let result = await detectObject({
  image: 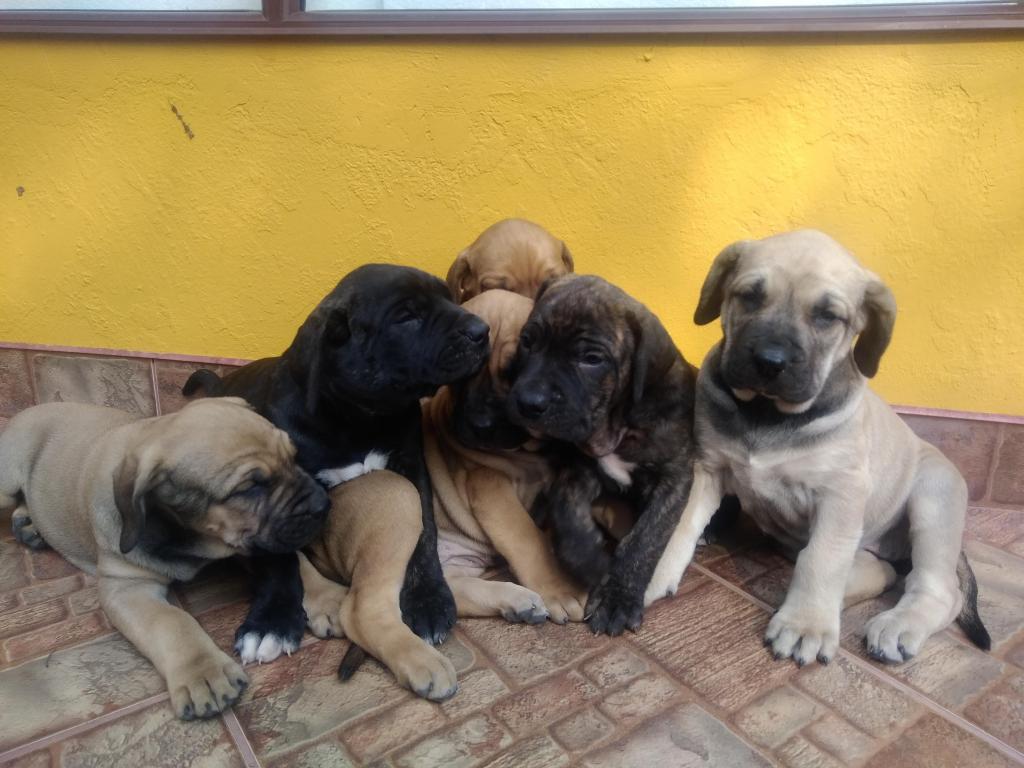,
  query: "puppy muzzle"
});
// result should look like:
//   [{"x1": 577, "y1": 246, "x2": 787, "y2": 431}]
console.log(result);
[{"x1": 256, "y1": 476, "x2": 330, "y2": 553}]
